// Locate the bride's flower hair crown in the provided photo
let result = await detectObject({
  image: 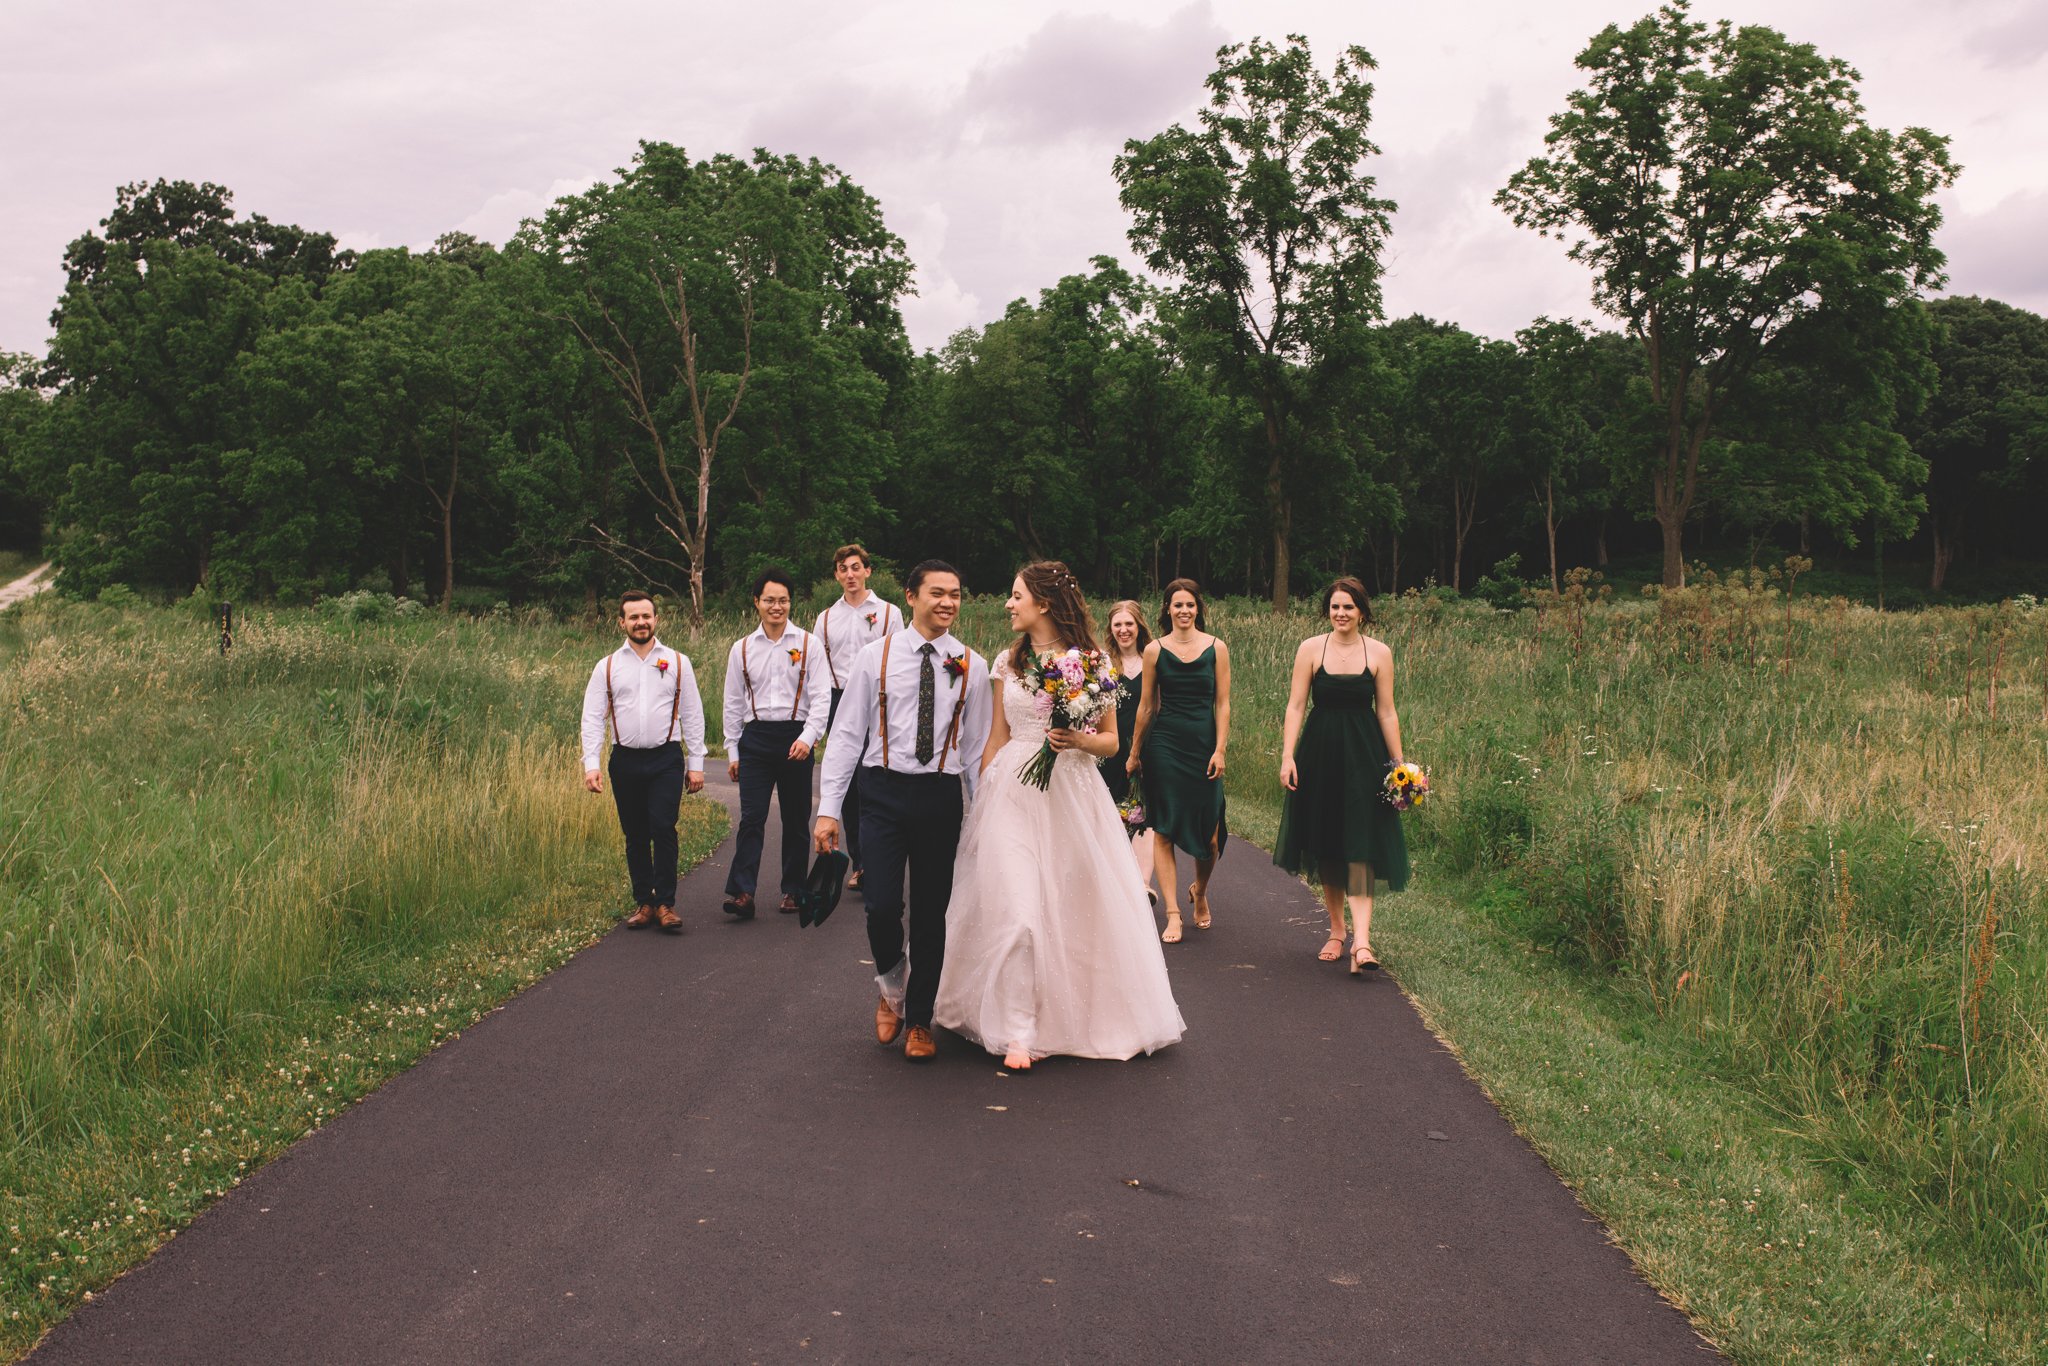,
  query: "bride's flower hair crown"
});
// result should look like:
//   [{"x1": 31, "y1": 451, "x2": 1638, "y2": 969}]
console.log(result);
[{"x1": 1010, "y1": 560, "x2": 1101, "y2": 673}]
